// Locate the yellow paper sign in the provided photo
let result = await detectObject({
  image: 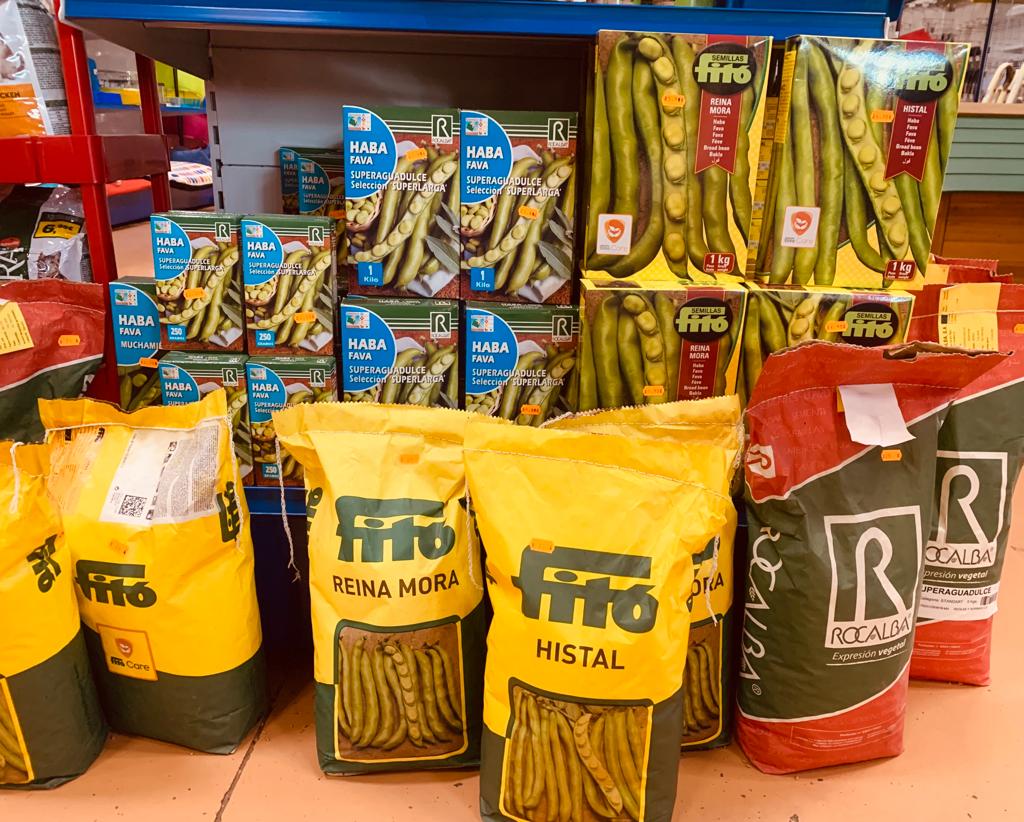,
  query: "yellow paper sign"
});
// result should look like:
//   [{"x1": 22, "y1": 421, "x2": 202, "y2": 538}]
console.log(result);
[{"x1": 0, "y1": 300, "x2": 34, "y2": 355}]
